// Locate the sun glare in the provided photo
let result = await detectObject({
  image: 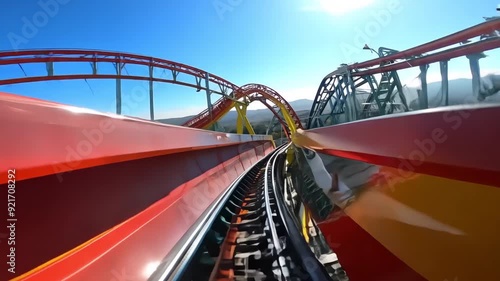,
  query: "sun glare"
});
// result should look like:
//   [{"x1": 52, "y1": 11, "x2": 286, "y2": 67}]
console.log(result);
[{"x1": 315, "y1": 0, "x2": 376, "y2": 15}]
